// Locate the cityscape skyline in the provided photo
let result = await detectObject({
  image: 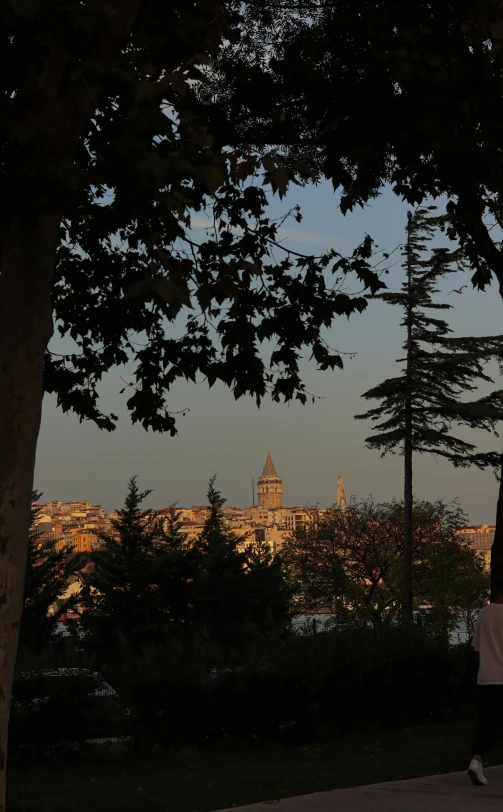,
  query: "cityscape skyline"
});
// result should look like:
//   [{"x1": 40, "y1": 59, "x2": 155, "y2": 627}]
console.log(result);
[
  {"x1": 34, "y1": 486, "x2": 496, "y2": 576},
  {"x1": 35, "y1": 418, "x2": 500, "y2": 523},
  {"x1": 35, "y1": 186, "x2": 503, "y2": 524},
  {"x1": 34, "y1": 442, "x2": 497, "y2": 533},
  {"x1": 33, "y1": 438, "x2": 496, "y2": 584}
]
